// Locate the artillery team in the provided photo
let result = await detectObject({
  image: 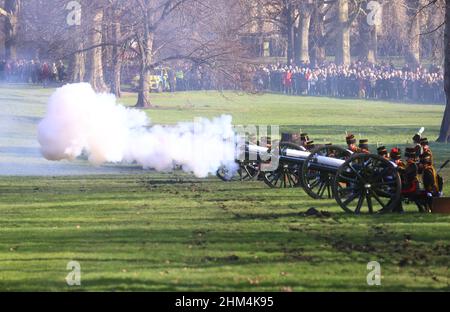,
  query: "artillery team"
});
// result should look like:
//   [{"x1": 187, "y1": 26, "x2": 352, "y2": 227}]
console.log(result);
[
  {"x1": 341, "y1": 133, "x2": 441, "y2": 213},
  {"x1": 222, "y1": 129, "x2": 445, "y2": 214},
  {"x1": 279, "y1": 130, "x2": 442, "y2": 213}
]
